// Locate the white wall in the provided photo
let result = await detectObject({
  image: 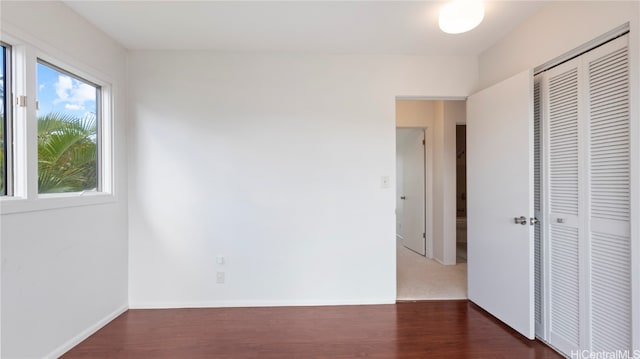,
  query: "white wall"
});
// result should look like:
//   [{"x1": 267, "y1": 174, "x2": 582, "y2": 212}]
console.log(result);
[
  {"x1": 0, "y1": 2, "x2": 129, "y2": 358},
  {"x1": 431, "y1": 101, "x2": 460, "y2": 265},
  {"x1": 477, "y1": 0, "x2": 640, "y2": 350},
  {"x1": 128, "y1": 52, "x2": 477, "y2": 308},
  {"x1": 478, "y1": 1, "x2": 639, "y2": 90},
  {"x1": 442, "y1": 101, "x2": 465, "y2": 264}
]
